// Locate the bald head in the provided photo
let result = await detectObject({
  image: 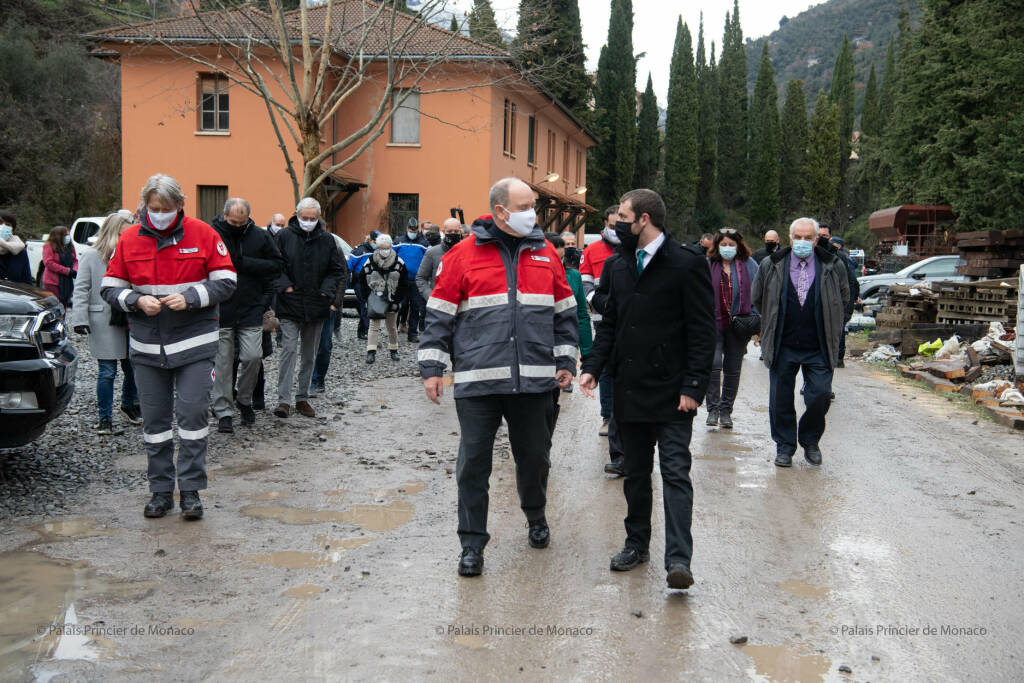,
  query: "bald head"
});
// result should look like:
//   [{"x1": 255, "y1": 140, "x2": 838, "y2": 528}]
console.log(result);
[
  {"x1": 442, "y1": 217, "x2": 462, "y2": 234},
  {"x1": 764, "y1": 230, "x2": 779, "y2": 243},
  {"x1": 489, "y1": 177, "x2": 535, "y2": 234}
]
